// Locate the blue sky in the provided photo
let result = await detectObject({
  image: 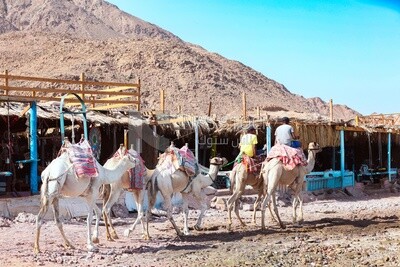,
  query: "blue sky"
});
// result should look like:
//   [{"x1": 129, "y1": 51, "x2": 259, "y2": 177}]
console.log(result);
[{"x1": 107, "y1": 0, "x2": 400, "y2": 115}]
